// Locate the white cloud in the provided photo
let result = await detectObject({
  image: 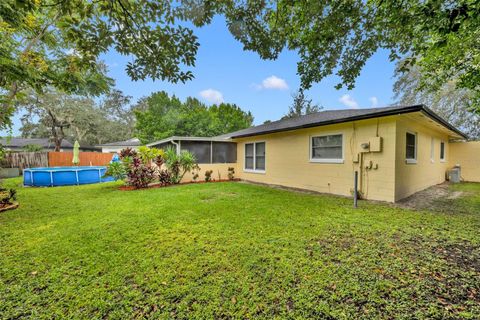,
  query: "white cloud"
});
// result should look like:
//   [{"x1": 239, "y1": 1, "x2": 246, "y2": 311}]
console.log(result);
[
  {"x1": 253, "y1": 75, "x2": 289, "y2": 90},
  {"x1": 369, "y1": 96, "x2": 379, "y2": 108},
  {"x1": 199, "y1": 89, "x2": 224, "y2": 104},
  {"x1": 339, "y1": 94, "x2": 359, "y2": 109}
]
